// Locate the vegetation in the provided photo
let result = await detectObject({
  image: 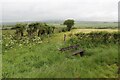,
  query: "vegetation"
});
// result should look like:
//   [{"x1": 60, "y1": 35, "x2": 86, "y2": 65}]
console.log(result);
[
  {"x1": 46, "y1": 22, "x2": 118, "y2": 29},
  {"x1": 13, "y1": 23, "x2": 27, "y2": 37},
  {"x1": 1, "y1": 21, "x2": 119, "y2": 78},
  {"x1": 68, "y1": 32, "x2": 119, "y2": 47},
  {"x1": 63, "y1": 19, "x2": 74, "y2": 31}
]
